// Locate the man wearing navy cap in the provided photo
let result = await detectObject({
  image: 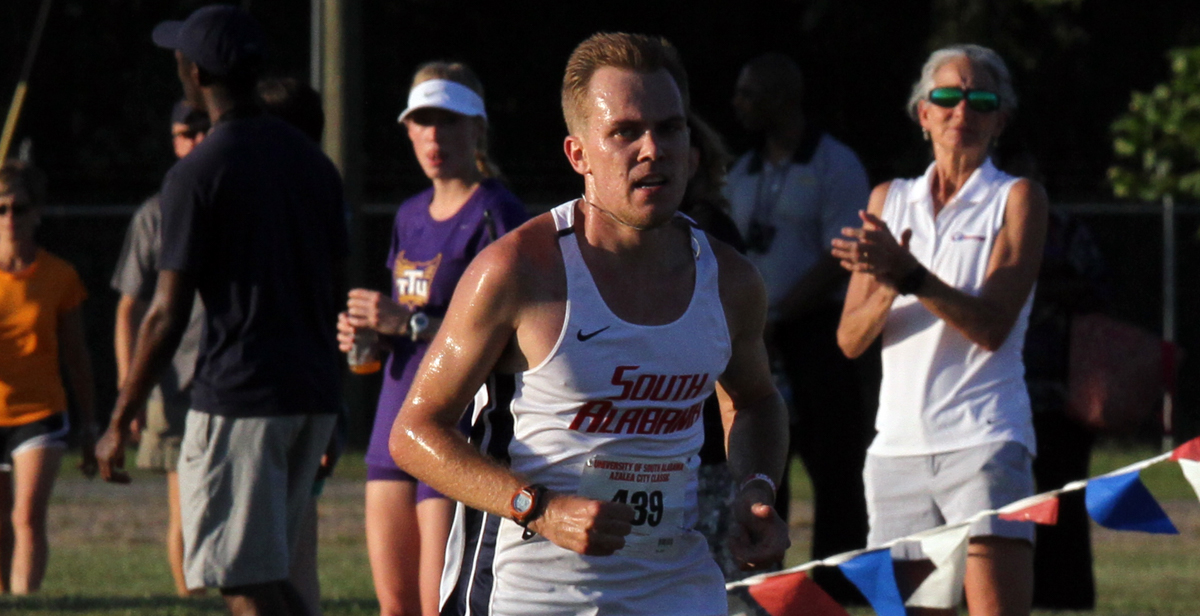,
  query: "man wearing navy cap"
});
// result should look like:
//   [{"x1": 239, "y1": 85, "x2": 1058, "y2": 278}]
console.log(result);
[
  {"x1": 97, "y1": 6, "x2": 348, "y2": 615},
  {"x1": 110, "y1": 100, "x2": 209, "y2": 598}
]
